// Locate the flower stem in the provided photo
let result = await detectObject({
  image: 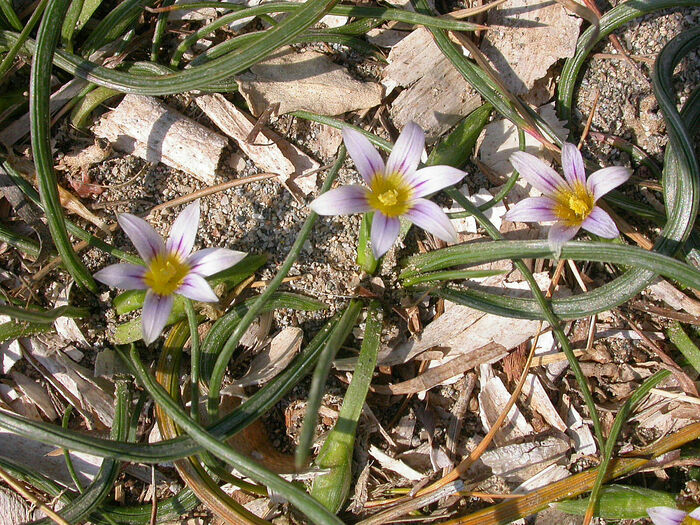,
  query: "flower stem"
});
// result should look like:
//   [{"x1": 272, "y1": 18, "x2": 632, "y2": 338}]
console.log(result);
[
  {"x1": 446, "y1": 189, "x2": 604, "y2": 448},
  {"x1": 207, "y1": 146, "x2": 347, "y2": 420},
  {"x1": 184, "y1": 298, "x2": 200, "y2": 422}
]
